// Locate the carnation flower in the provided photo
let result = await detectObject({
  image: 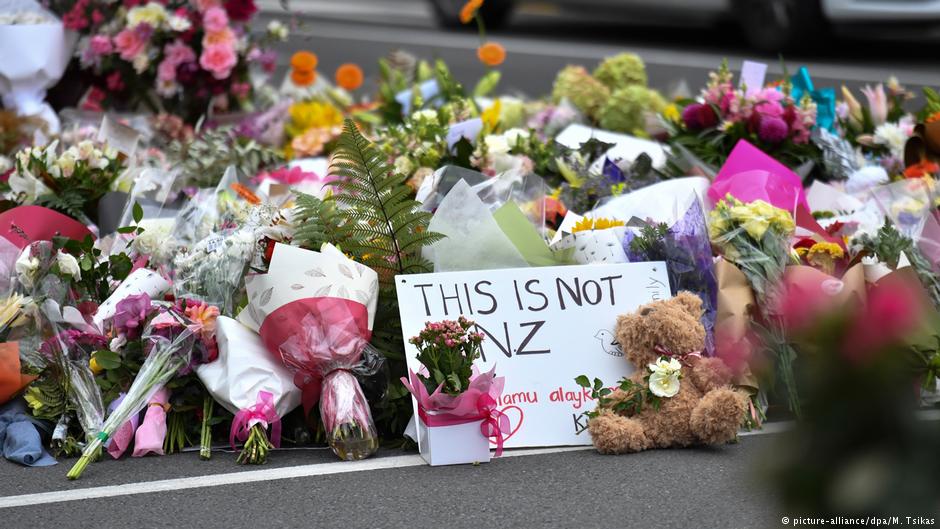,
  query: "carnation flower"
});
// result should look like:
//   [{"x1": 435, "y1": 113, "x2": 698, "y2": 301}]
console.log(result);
[
  {"x1": 114, "y1": 26, "x2": 149, "y2": 61},
  {"x1": 758, "y1": 115, "x2": 789, "y2": 143}
]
